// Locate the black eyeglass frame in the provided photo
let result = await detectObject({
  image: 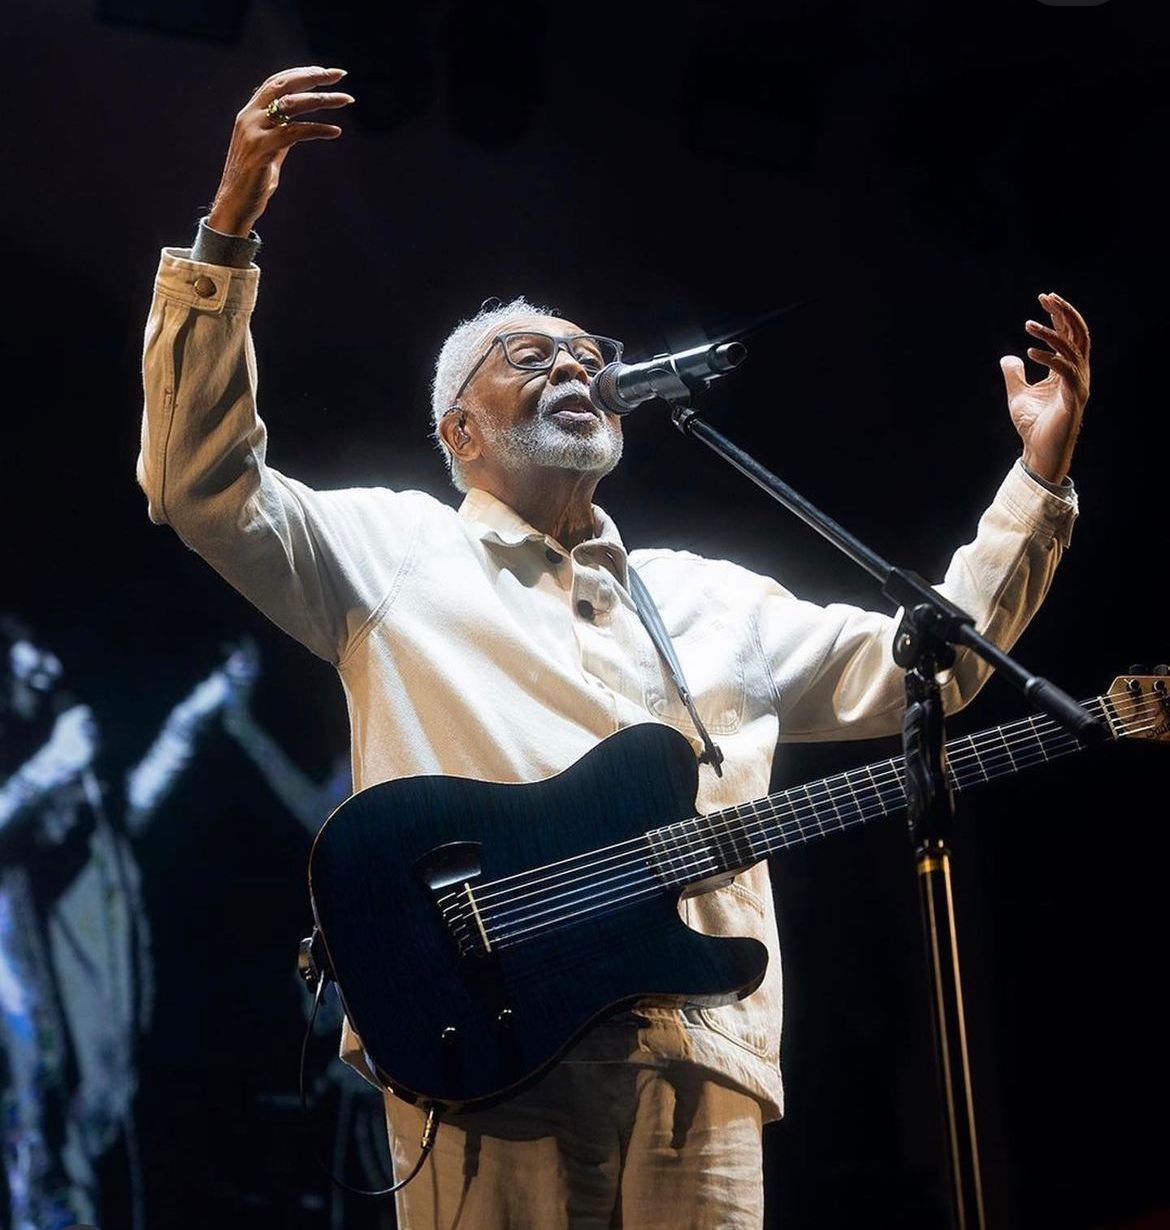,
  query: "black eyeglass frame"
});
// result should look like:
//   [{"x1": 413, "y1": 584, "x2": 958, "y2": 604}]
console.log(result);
[{"x1": 445, "y1": 332, "x2": 625, "y2": 415}]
